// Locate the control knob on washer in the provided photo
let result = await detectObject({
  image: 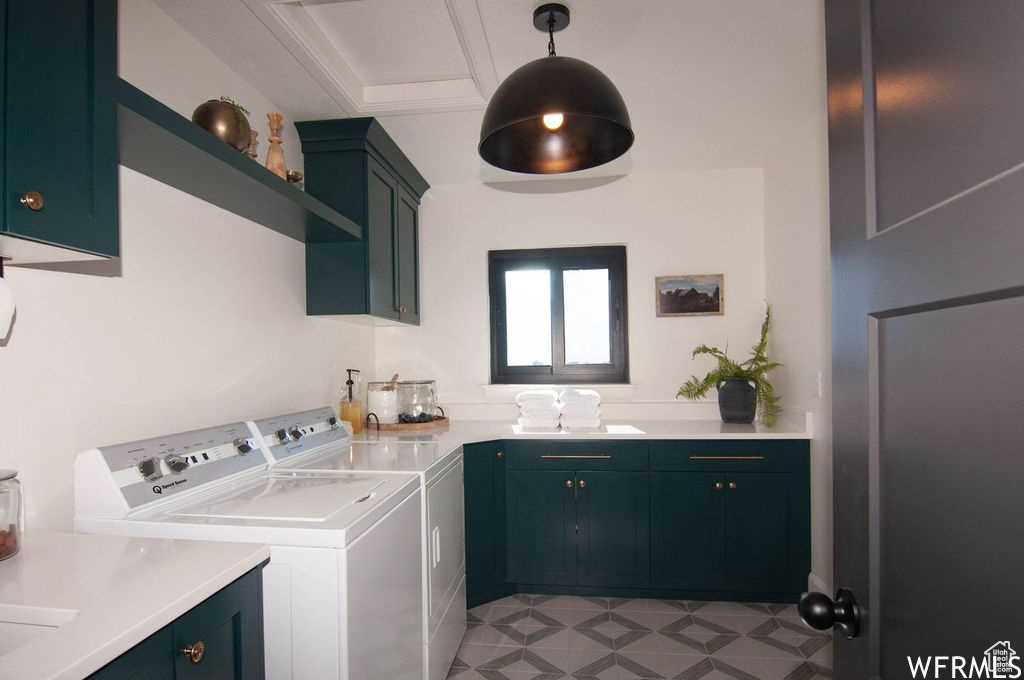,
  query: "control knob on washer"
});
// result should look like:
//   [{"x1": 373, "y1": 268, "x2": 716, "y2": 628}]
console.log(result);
[
  {"x1": 288, "y1": 427, "x2": 303, "y2": 441},
  {"x1": 138, "y1": 457, "x2": 162, "y2": 482},
  {"x1": 164, "y1": 454, "x2": 190, "y2": 474},
  {"x1": 234, "y1": 438, "x2": 254, "y2": 455}
]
